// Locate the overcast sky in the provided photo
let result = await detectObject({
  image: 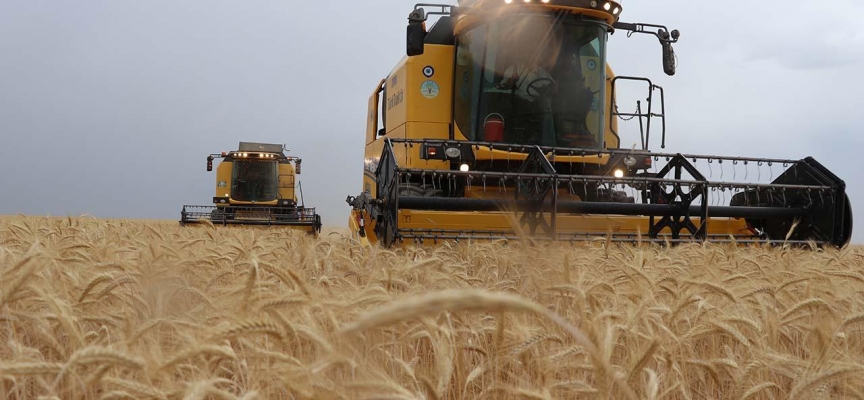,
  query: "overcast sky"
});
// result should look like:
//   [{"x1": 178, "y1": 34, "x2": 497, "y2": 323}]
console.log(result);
[{"x1": 1, "y1": 1, "x2": 862, "y2": 244}]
